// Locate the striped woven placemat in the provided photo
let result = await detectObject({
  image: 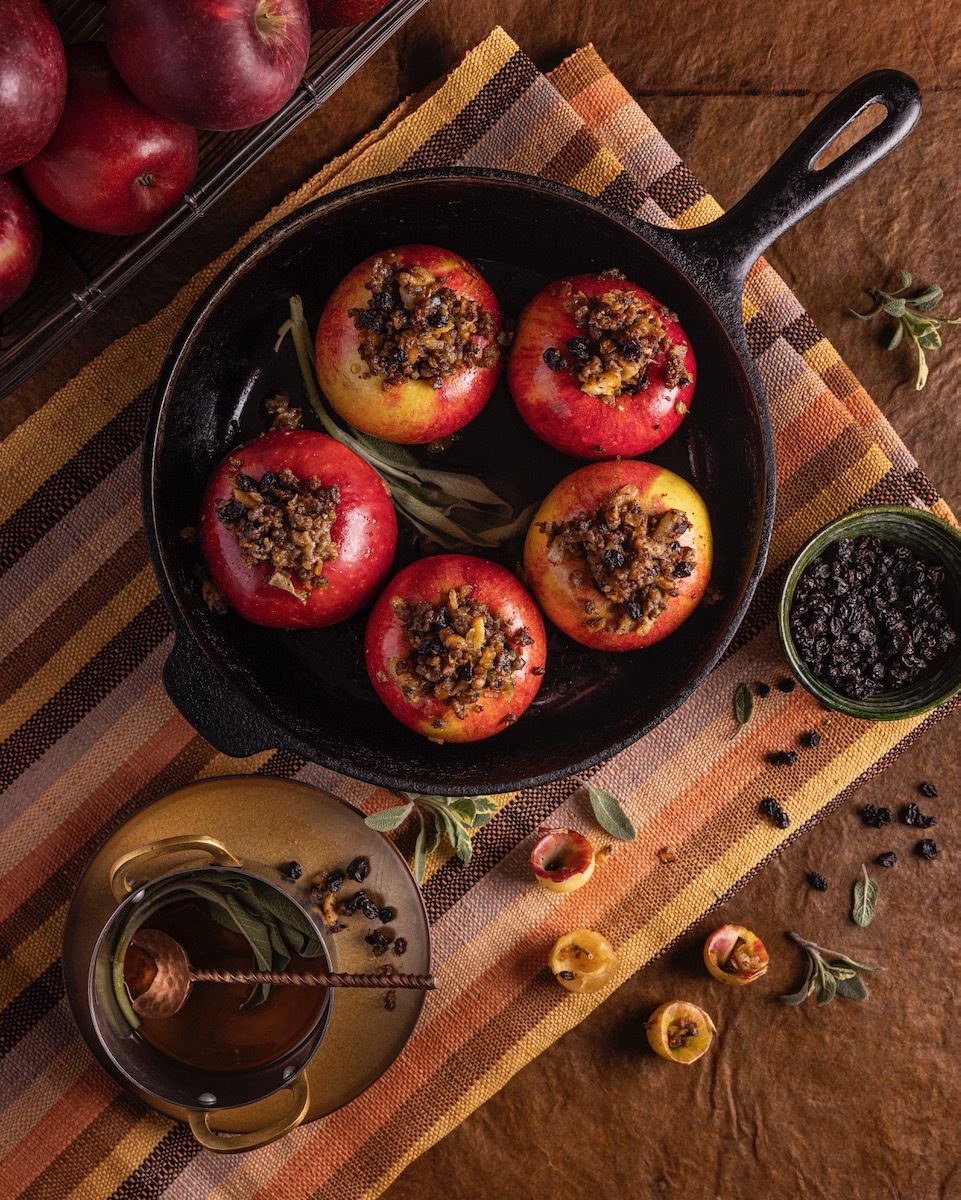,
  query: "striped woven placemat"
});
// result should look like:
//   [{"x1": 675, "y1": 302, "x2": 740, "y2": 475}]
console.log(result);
[{"x1": 1, "y1": 28, "x2": 956, "y2": 1200}]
